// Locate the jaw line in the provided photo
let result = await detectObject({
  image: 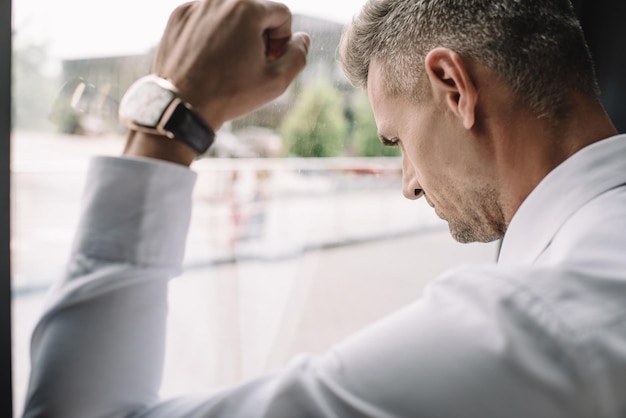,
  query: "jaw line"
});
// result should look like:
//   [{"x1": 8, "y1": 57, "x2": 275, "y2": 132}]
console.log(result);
[{"x1": 424, "y1": 193, "x2": 434, "y2": 208}]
